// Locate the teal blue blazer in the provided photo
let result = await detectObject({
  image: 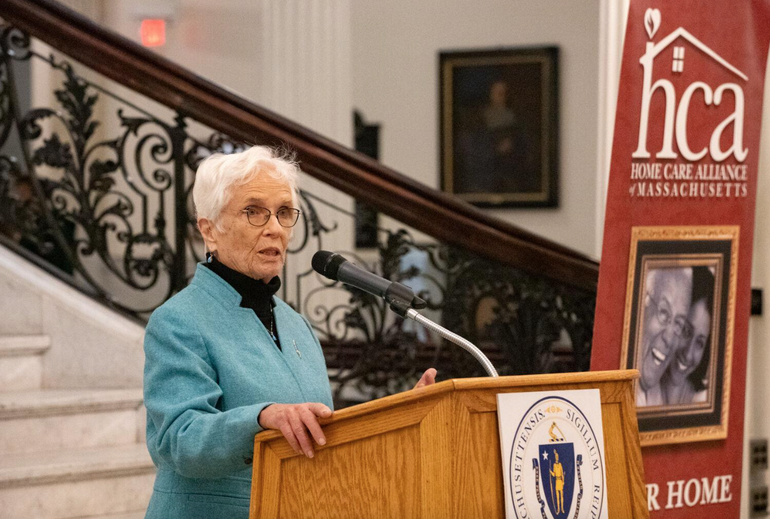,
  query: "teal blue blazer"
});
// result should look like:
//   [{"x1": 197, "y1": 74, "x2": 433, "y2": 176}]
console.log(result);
[{"x1": 143, "y1": 265, "x2": 333, "y2": 519}]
